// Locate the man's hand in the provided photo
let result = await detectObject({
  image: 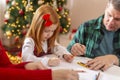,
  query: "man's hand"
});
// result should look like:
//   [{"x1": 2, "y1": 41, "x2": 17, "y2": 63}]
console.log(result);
[
  {"x1": 71, "y1": 43, "x2": 86, "y2": 56},
  {"x1": 86, "y1": 55, "x2": 119, "y2": 71}
]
